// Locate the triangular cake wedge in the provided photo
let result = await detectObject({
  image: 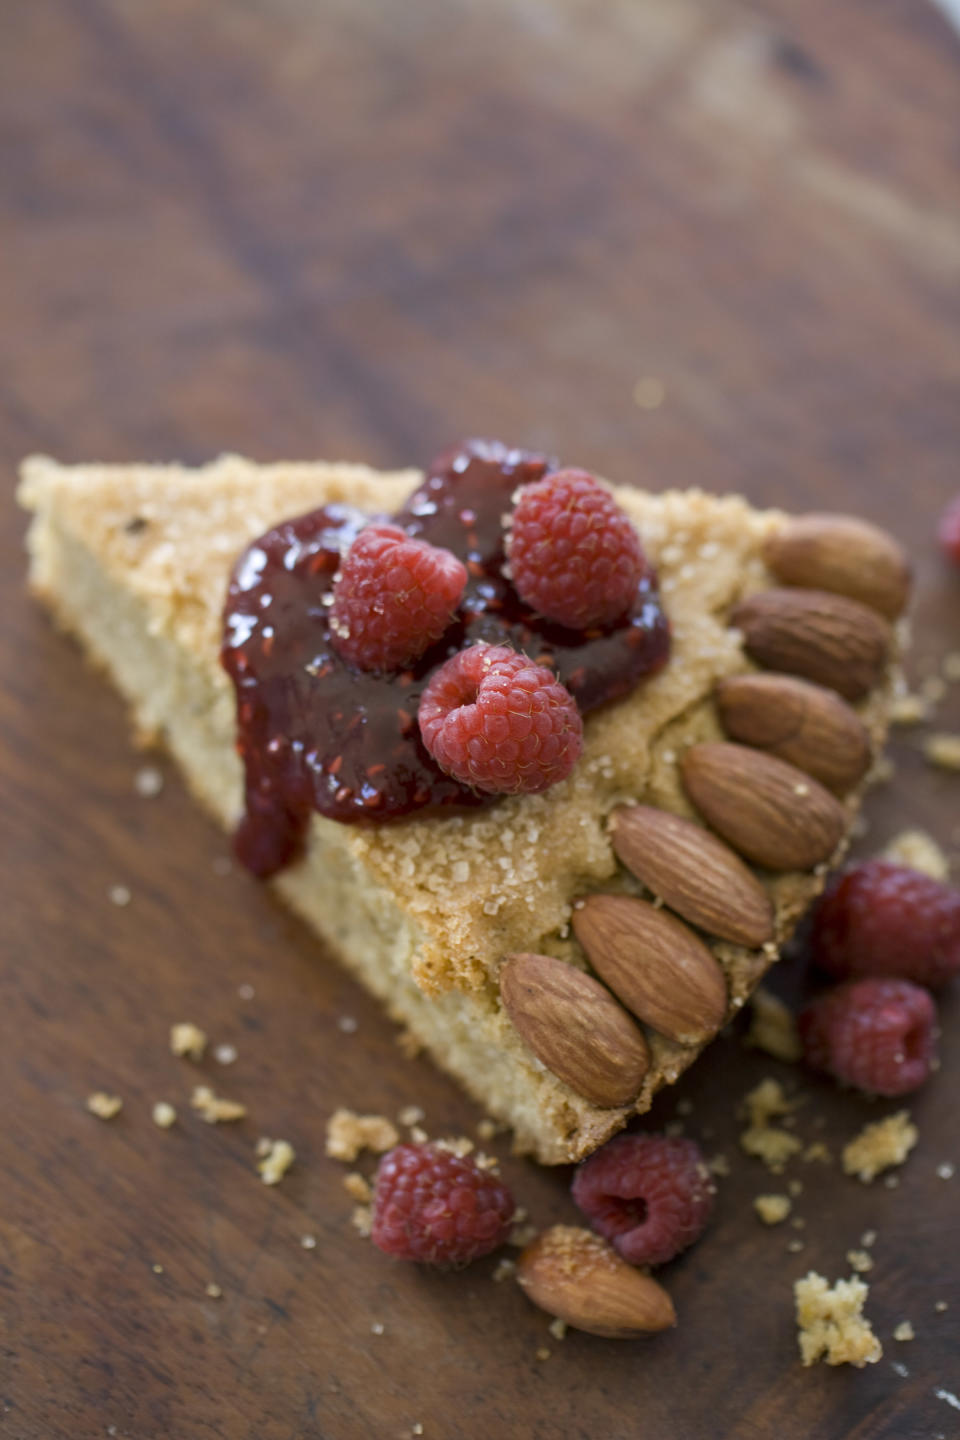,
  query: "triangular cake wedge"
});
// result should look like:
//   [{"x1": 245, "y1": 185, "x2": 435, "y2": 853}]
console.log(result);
[{"x1": 19, "y1": 453, "x2": 902, "y2": 1163}]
